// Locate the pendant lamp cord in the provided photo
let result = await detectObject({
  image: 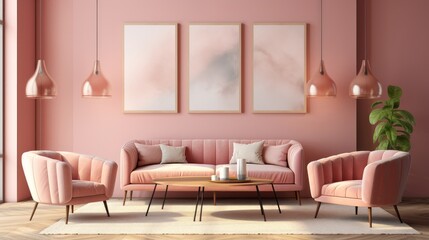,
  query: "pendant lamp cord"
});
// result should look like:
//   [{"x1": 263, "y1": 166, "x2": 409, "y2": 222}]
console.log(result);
[
  {"x1": 96, "y1": 0, "x2": 99, "y2": 61},
  {"x1": 320, "y1": 0, "x2": 323, "y2": 62},
  {"x1": 364, "y1": 0, "x2": 367, "y2": 60},
  {"x1": 39, "y1": 0, "x2": 42, "y2": 59}
]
